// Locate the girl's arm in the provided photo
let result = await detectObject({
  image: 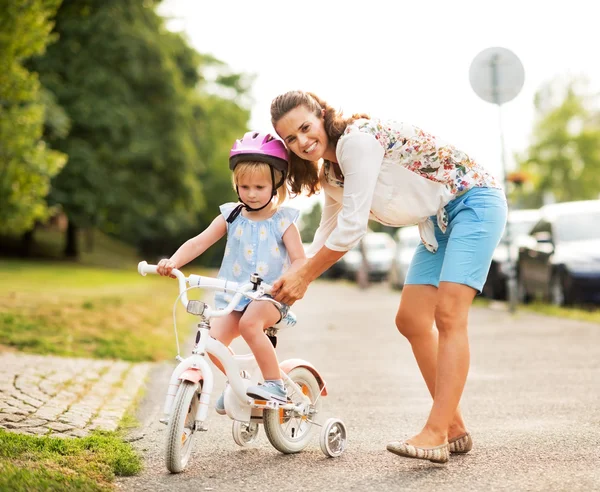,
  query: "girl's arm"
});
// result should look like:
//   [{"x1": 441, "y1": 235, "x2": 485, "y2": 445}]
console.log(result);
[
  {"x1": 158, "y1": 215, "x2": 227, "y2": 277},
  {"x1": 281, "y1": 223, "x2": 307, "y2": 274}
]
